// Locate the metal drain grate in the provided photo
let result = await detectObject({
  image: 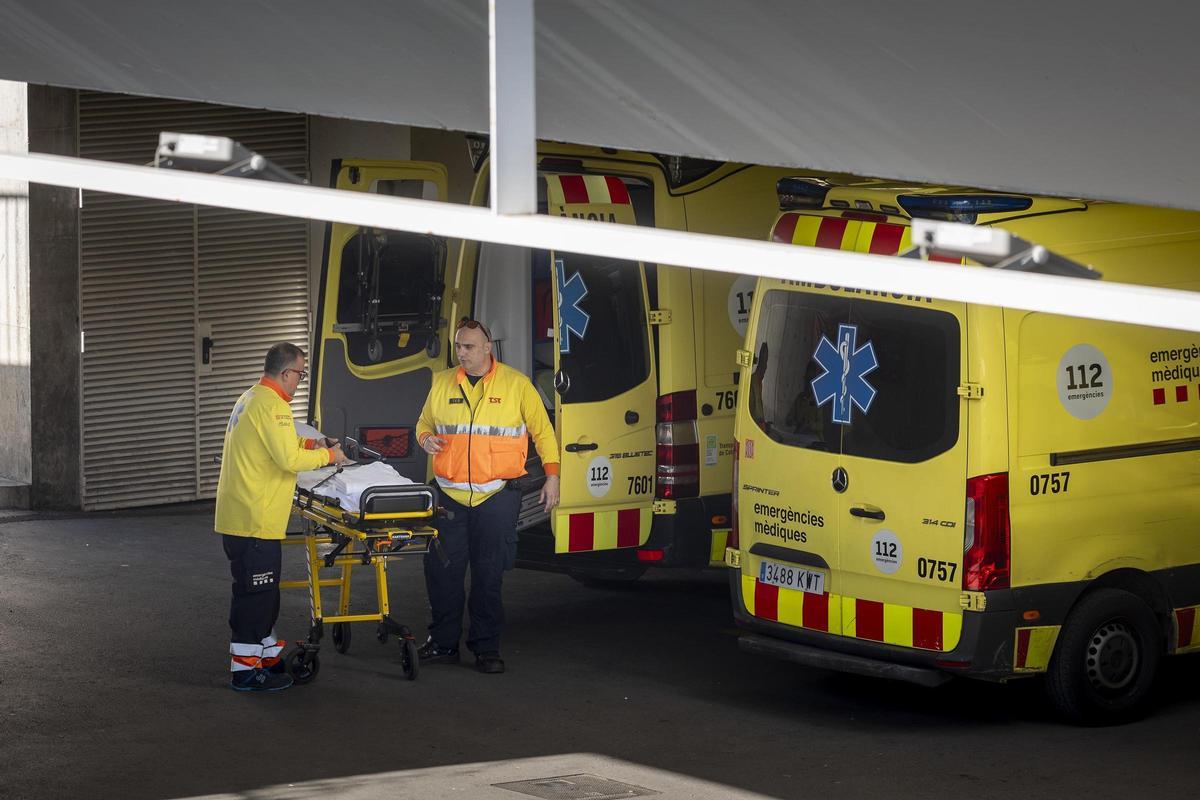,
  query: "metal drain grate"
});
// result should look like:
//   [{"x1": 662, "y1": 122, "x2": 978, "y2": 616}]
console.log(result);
[{"x1": 493, "y1": 773, "x2": 659, "y2": 800}]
